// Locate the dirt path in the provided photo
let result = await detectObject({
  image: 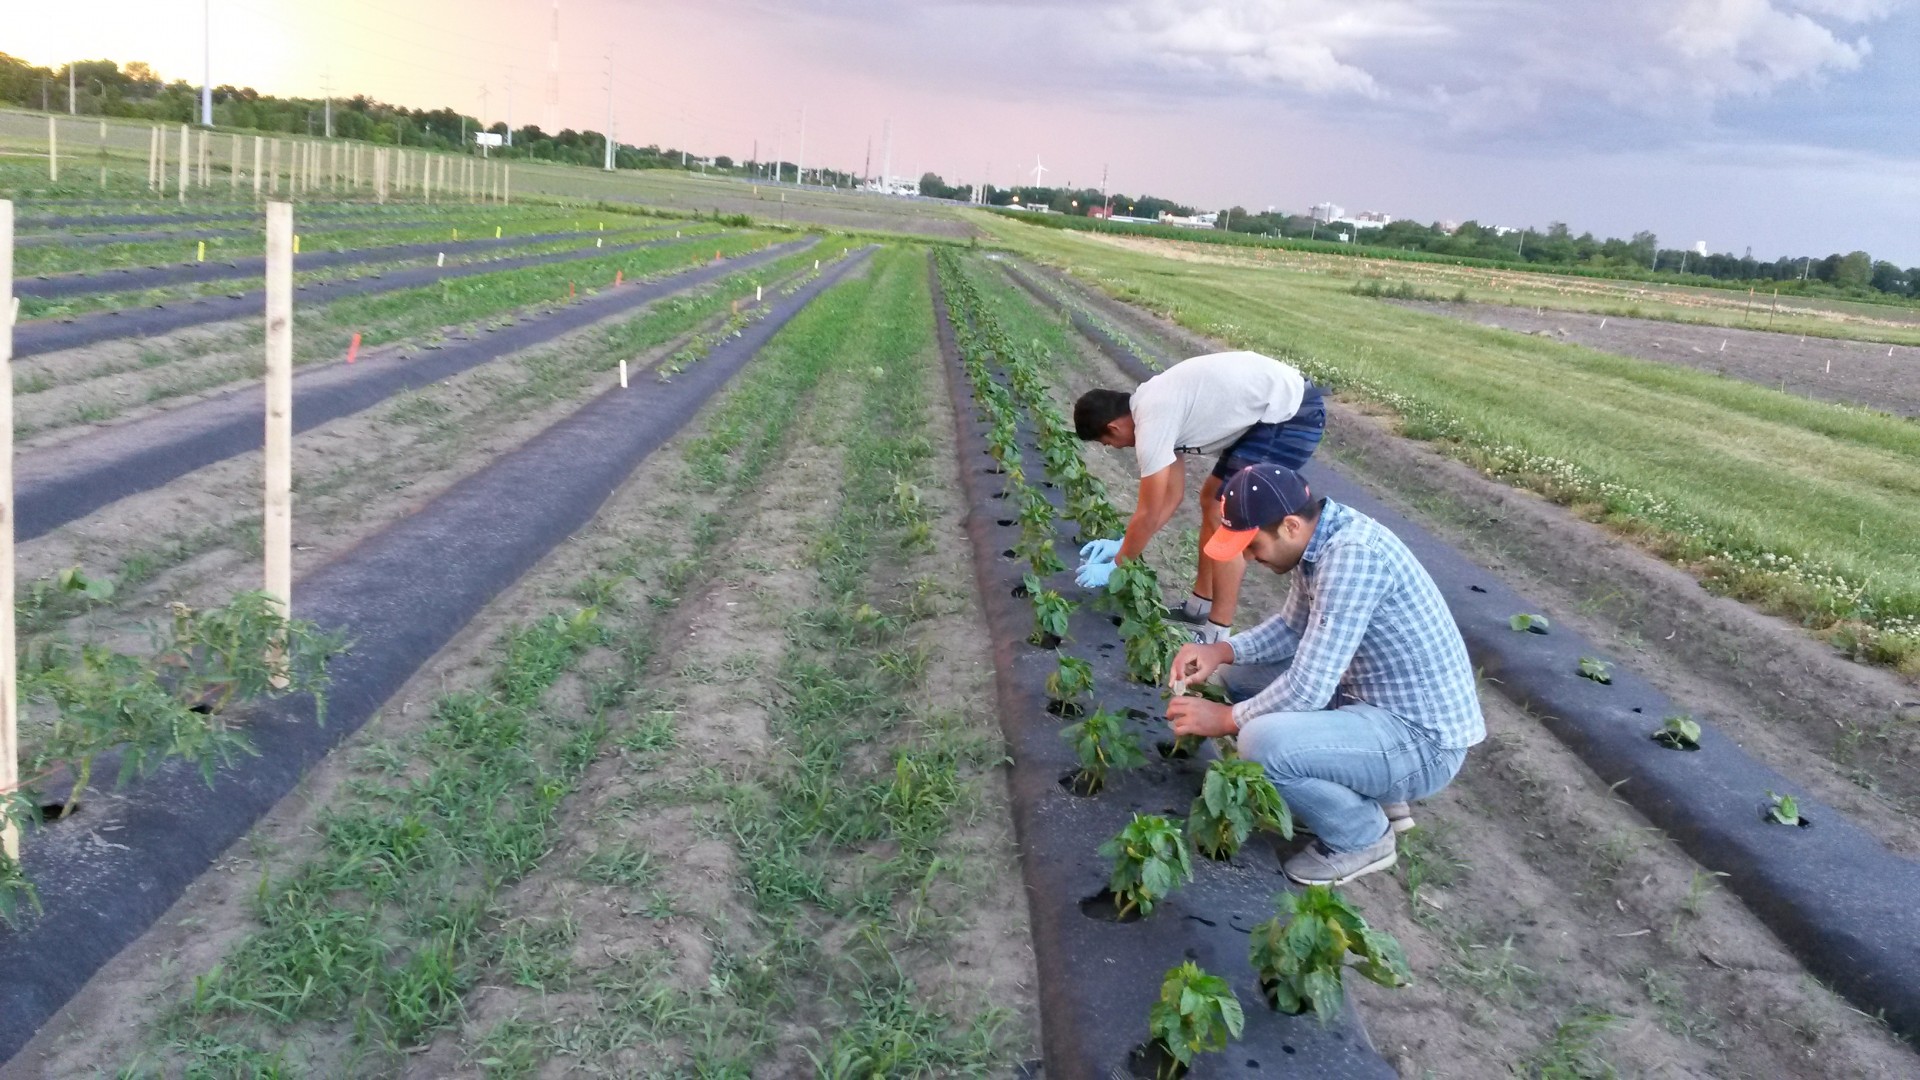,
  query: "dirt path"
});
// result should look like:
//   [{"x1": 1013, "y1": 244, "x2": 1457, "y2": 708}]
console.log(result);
[
  {"x1": 1400, "y1": 299, "x2": 1920, "y2": 417},
  {"x1": 971, "y1": 256, "x2": 1919, "y2": 1078}
]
